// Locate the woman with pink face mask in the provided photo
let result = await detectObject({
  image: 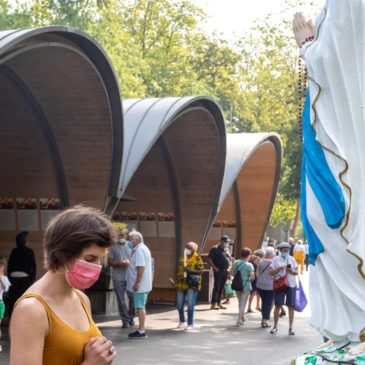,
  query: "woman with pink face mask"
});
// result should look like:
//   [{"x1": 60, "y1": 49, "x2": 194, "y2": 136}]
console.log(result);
[{"x1": 9, "y1": 206, "x2": 117, "y2": 365}]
